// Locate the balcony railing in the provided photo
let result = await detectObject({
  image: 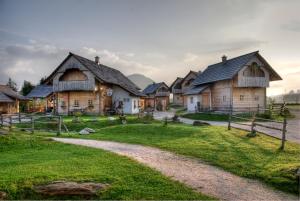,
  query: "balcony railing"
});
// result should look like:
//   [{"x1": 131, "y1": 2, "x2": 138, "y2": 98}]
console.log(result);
[
  {"x1": 172, "y1": 88, "x2": 182, "y2": 94},
  {"x1": 238, "y1": 77, "x2": 269, "y2": 87},
  {"x1": 155, "y1": 91, "x2": 170, "y2": 97},
  {"x1": 53, "y1": 80, "x2": 95, "y2": 92}
]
